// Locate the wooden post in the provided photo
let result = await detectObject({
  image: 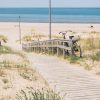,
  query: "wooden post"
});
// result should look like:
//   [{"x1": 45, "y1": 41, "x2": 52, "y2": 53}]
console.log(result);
[
  {"x1": 52, "y1": 41, "x2": 54, "y2": 55},
  {"x1": 57, "y1": 41, "x2": 59, "y2": 56},
  {"x1": 45, "y1": 42, "x2": 46, "y2": 54},
  {"x1": 63, "y1": 42, "x2": 65, "y2": 59},
  {"x1": 33, "y1": 47, "x2": 34, "y2": 52},
  {"x1": 69, "y1": 40, "x2": 73, "y2": 56},
  {"x1": 40, "y1": 42, "x2": 42, "y2": 53},
  {"x1": 47, "y1": 42, "x2": 49, "y2": 54},
  {"x1": 49, "y1": 41, "x2": 51, "y2": 55},
  {"x1": 38, "y1": 41, "x2": 40, "y2": 53}
]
